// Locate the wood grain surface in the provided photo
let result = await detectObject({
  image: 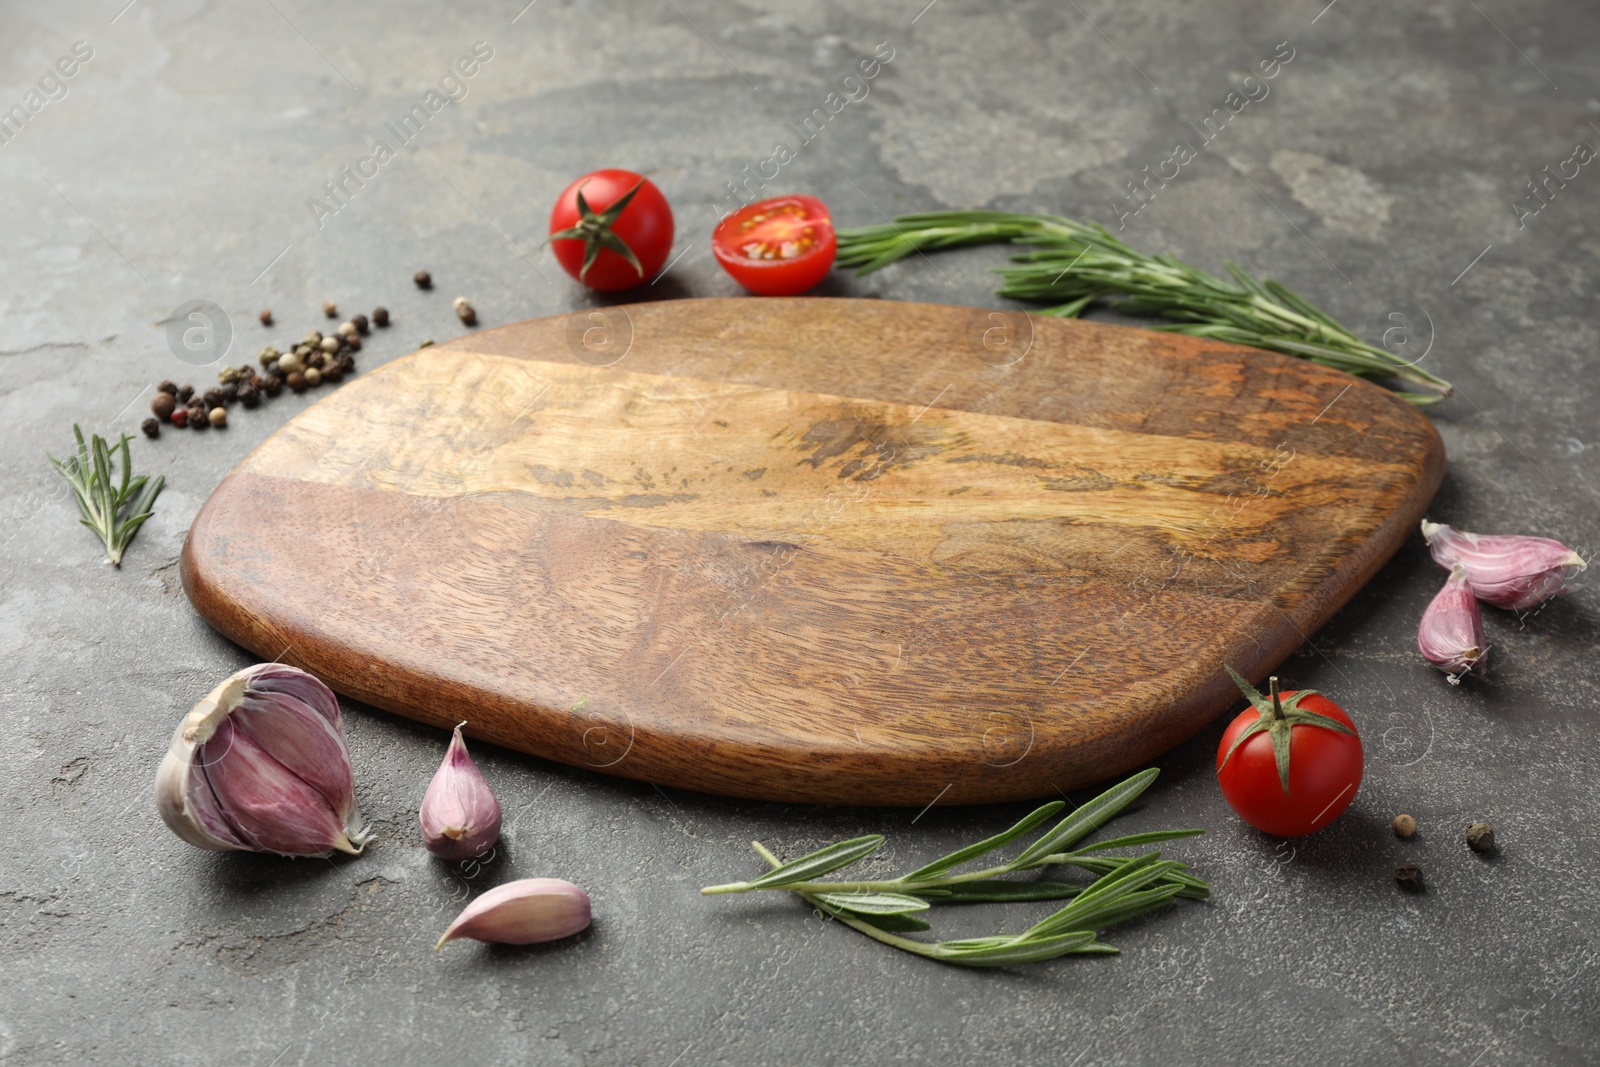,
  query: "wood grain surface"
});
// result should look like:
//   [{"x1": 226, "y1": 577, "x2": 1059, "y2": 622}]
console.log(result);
[{"x1": 181, "y1": 297, "x2": 1445, "y2": 806}]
